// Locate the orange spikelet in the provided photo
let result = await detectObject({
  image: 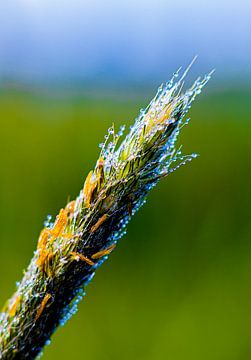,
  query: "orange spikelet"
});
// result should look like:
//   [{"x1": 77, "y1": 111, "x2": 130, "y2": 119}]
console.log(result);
[
  {"x1": 83, "y1": 171, "x2": 98, "y2": 208},
  {"x1": 35, "y1": 293, "x2": 52, "y2": 321},
  {"x1": 91, "y1": 243, "x2": 116, "y2": 259},
  {"x1": 8, "y1": 295, "x2": 21, "y2": 317},
  {"x1": 96, "y1": 157, "x2": 105, "y2": 189},
  {"x1": 90, "y1": 214, "x2": 108, "y2": 233},
  {"x1": 65, "y1": 200, "x2": 76, "y2": 215},
  {"x1": 61, "y1": 232, "x2": 74, "y2": 240},
  {"x1": 50, "y1": 208, "x2": 68, "y2": 241},
  {"x1": 37, "y1": 228, "x2": 50, "y2": 250},
  {"x1": 70, "y1": 252, "x2": 94, "y2": 266},
  {"x1": 36, "y1": 248, "x2": 49, "y2": 271},
  {"x1": 37, "y1": 228, "x2": 52, "y2": 271}
]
